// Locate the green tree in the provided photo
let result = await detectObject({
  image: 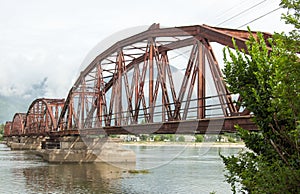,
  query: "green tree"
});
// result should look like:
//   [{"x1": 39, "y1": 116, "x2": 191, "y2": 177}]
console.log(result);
[
  {"x1": 165, "y1": 134, "x2": 175, "y2": 142},
  {"x1": 140, "y1": 134, "x2": 148, "y2": 141},
  {"x1": 0, "y1": 123, "x2": 4, "y2": 141},
  {"x1": 159, "y1": 135, "x2": 166, "y2": 141},
  {"x1": 221, "y1": 1, "x2": 300, "y2": 193},
  {"x1": 154, "y1": 135, "x2": 161, "y2": 142},
  {"x1": 195, "y1": 135, "x2": 204, "y2": 142},
  {"x1": 177, "y1": 135, "x2": 185, "y2": 142}
]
